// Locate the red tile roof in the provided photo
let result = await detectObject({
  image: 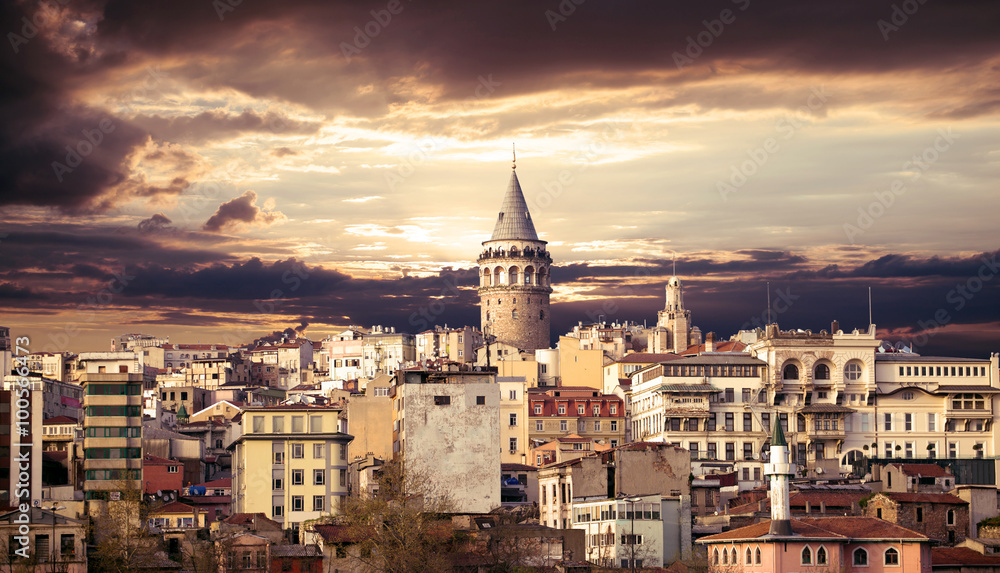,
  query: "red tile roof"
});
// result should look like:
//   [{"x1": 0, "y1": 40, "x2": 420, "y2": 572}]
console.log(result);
[
  {"x1": 700, "y1": 517, "x2": 930, "y2": 542},
  {"x1": 501, "y1": 463, "x2": 538, "y2": 472},
  {"x1": 143, "y1": 454, "x2": 178, "y2": 465},
  {"x1": 314, "y1": 524, "x2": 371, "y2": 544},
  {"x1": 682, "y1": 340, "x2": 748, "y2": 354},
  {"x1": 42, "y1": 416, "x2": 78, "y2": 425},
  {"x1": 890, "y1": 463, "x2": 951, "y2": 477},
  {"x1": 224, "y1": 513, "x2": 281, "y2": 528},
  {"x1": 932, "y1": 547, "x2": 1000, "y2": 566},
  {"x1": 156, "y1": 502, "x2": 205, "y2": 514},
  {"x1": 879, "y1": 492, "x2": 967, "y2": 505},
  {"x1": 618, "y1": 353, "x2": 683, "y2": 364}
]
